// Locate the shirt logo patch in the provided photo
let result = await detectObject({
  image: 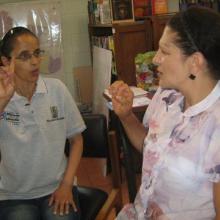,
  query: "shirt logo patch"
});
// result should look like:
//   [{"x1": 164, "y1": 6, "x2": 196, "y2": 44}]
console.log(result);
[
  {"x1": 47, "y1": 106, "x2": 64, "y2": 122},
  {"x1": 0, "y1": 112, "x2": 20, "y2": 125},
  {"x1": 50, "y1": 106, "x2": 58, "y2": 119}
]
